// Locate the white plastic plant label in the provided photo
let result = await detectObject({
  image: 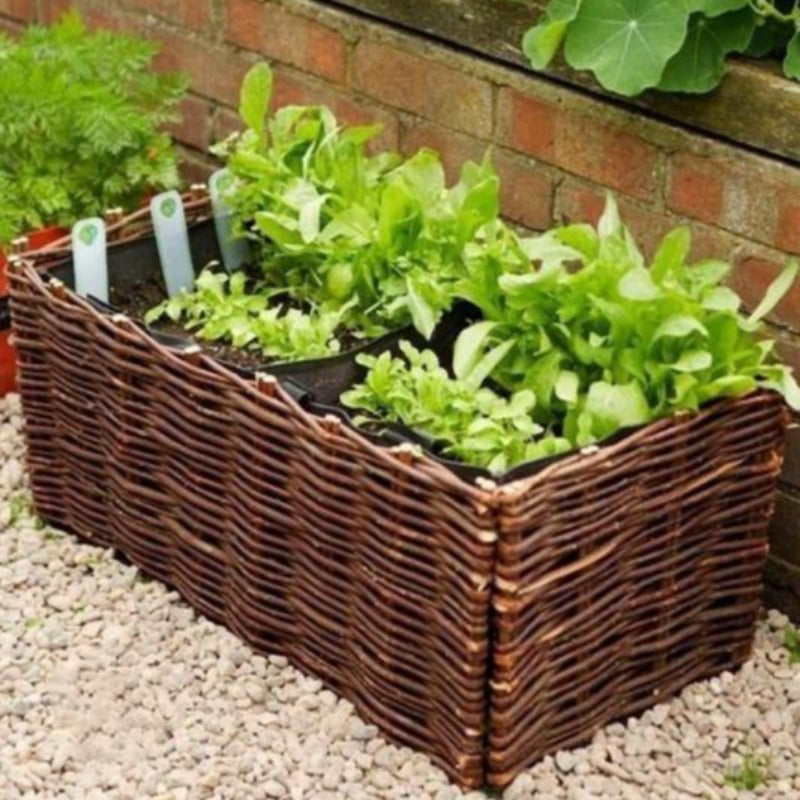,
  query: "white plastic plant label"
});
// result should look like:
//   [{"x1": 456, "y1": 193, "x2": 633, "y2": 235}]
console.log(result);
[
  {"x1": 210, "y1": 168, "x2": 250, "y2": 273},
  {"x1": 72, "y1": 218, "x2": 108, "y2": 303},
  {"x1": 150, "y1": 190, "x2": 194, "y2": 298}
]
